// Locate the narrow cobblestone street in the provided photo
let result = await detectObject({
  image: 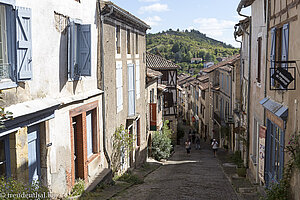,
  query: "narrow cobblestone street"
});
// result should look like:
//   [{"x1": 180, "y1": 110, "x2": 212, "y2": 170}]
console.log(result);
[{"x1": 112, "y1": 140, "x2": 239, "y2": 200}]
